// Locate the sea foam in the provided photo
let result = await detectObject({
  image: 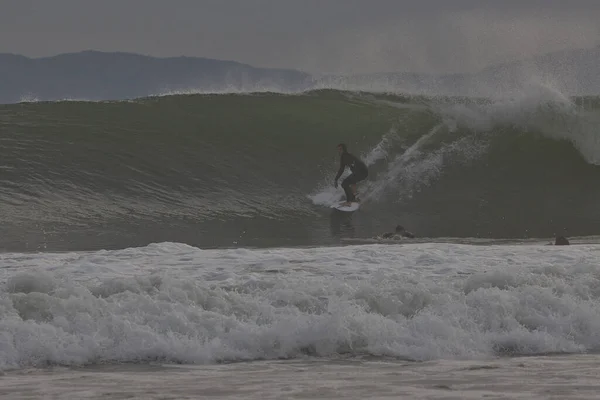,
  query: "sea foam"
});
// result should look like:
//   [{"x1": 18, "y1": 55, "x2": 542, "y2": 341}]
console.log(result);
[{"x1": 1, "y1": 242, "x2": 600, "y2": 370}]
